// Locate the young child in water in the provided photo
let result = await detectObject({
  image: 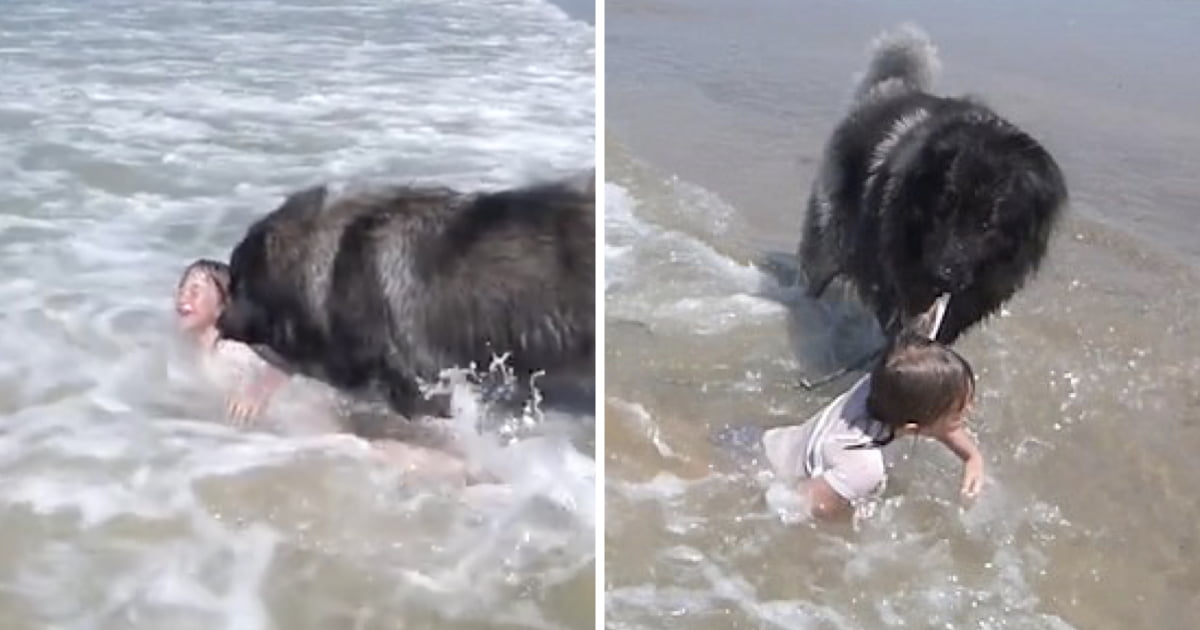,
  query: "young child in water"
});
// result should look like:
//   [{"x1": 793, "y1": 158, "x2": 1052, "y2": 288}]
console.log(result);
[
  {"x1": 760, "y1": 296, "x2": 984, "y2": 521},
  {"x1": 174, "y1": 259, "x2": 488, "y2": 485},
  {"x1": 175, "y1": 259, "x2": 292, "y2": 424}
]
